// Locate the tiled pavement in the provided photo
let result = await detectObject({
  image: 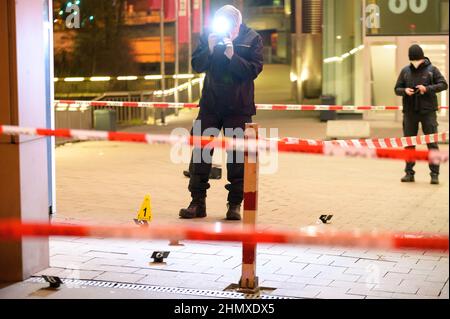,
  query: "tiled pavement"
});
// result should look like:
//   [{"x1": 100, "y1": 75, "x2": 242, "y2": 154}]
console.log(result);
[
  {"x1": 33, "y1": 237, "x2": 448, "y2": 299},
  {"x1": 43, "y1": 109, "x2": 450, "y2": 299}
]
